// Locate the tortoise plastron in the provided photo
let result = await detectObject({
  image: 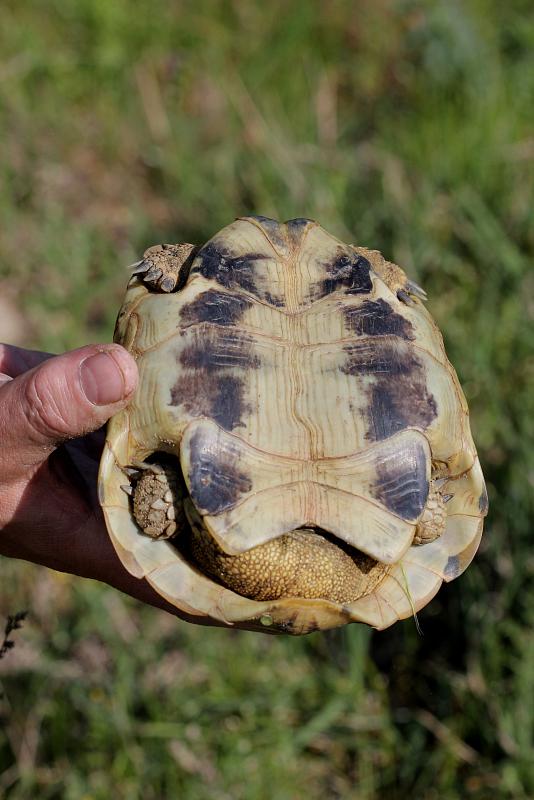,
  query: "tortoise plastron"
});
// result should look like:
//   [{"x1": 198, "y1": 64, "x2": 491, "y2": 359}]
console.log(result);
[{"x1": 99, "y1": 216, "x2": 487, "y2": 634}]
